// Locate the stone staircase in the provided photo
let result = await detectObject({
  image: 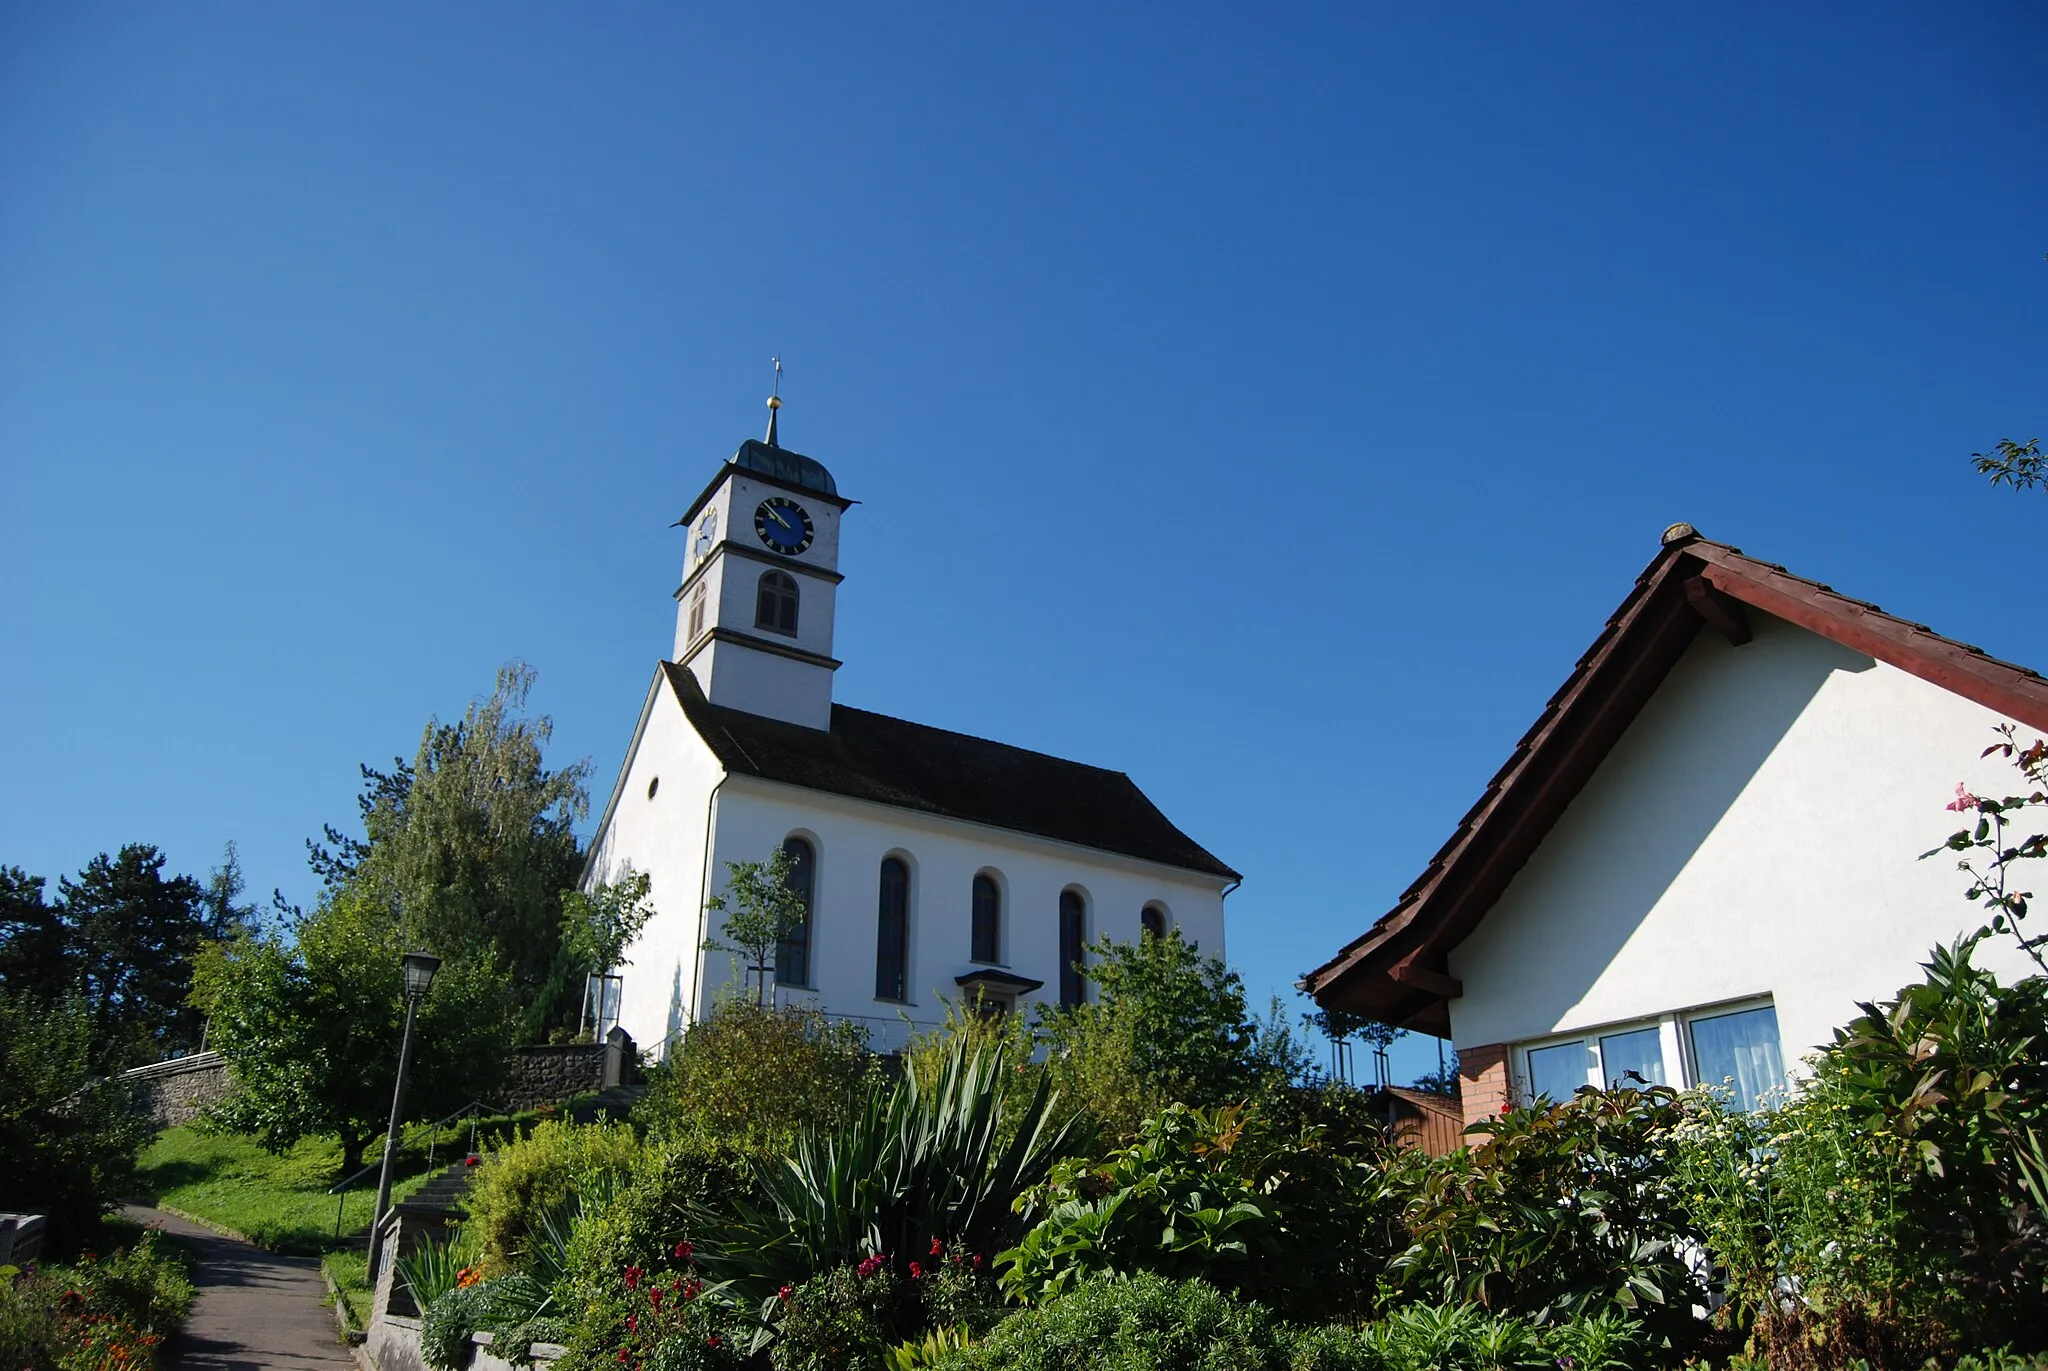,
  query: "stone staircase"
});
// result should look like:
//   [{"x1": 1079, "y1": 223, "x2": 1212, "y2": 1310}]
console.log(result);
[
  {"x1": 564, "y1": 1083, "x2": 646, "y2": 1124},
  {"x1": 404, "y1": 1162, "x2": 478, "y2": 1217}
]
